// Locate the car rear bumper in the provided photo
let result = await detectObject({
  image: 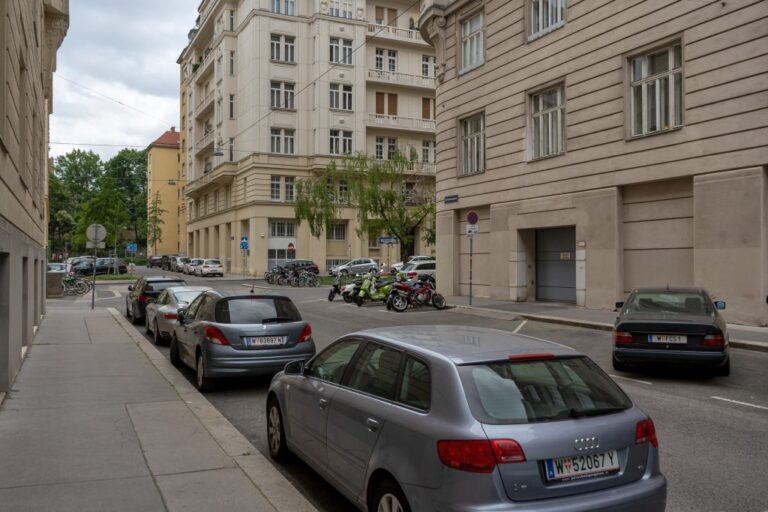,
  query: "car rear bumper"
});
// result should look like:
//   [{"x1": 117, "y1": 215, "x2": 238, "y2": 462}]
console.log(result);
[
  {"x1": 405, "y1": 474, "x2": 666, "y2": 512},
  {"x1": 199, "y1": 269, "x2": 223, "y2": 275},
  {"x1": 205, "y1": 342, "x2": 316, "y2": 378},
  {"x1": 614, "y1": 347, "x2": 728, "y2": 367}
]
